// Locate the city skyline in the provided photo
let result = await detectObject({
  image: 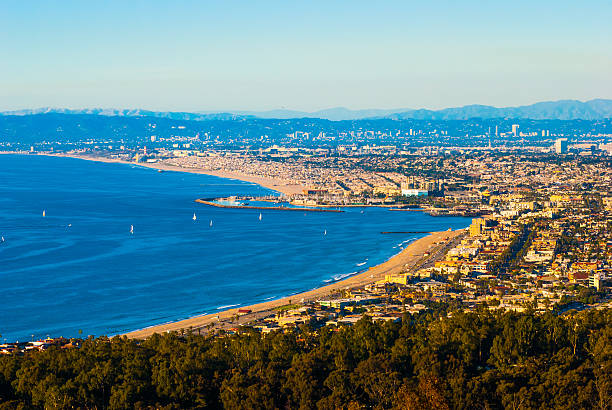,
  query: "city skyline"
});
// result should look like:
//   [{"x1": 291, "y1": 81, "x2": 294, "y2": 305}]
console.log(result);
[{"x1": 1, "y1": 1, "x2": 611, "y2": 112}]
